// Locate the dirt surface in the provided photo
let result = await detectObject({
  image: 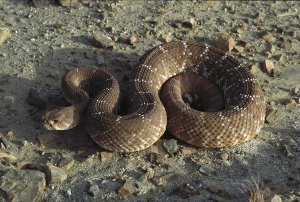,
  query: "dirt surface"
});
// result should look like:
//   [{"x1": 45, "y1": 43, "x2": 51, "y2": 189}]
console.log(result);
[{"x1": 0, "y1": 1, "x2": 299, "y2": 202}]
